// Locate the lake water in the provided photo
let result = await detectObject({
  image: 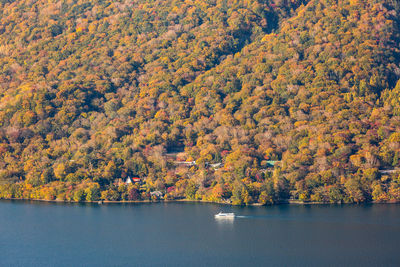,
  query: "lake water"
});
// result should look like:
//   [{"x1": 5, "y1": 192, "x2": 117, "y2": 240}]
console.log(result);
[{"x1": 1, "y1": 201, "x2": 399, "y2": 266}]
